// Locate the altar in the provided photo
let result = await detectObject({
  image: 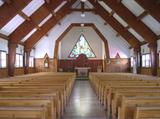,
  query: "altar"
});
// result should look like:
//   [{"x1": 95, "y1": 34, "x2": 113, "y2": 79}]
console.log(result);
[{"x1": 75, "y1": 67, "x2": 90, "y2": 78}]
